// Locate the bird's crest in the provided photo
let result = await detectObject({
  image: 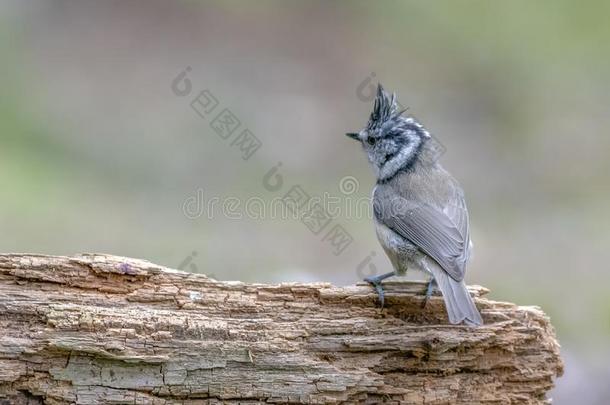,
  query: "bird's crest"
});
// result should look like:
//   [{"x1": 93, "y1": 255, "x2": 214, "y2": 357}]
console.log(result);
[
  {"x1": 366, "y1": 84, "x2": 430, "y2": 139},
  {"x1": 367, "y1": 84, "x2": 404, "y2": 131}
]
